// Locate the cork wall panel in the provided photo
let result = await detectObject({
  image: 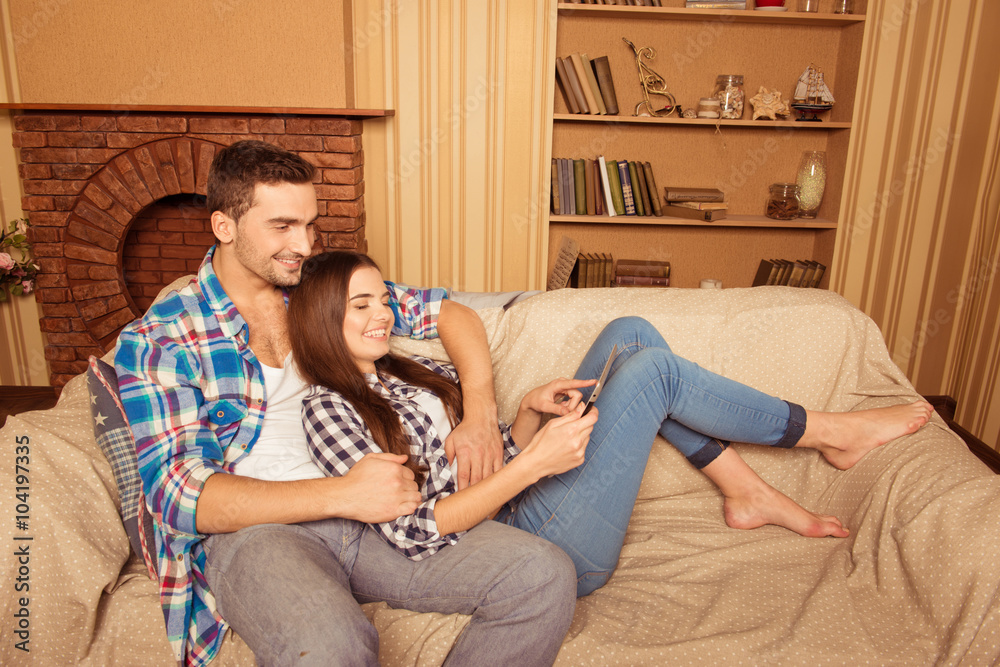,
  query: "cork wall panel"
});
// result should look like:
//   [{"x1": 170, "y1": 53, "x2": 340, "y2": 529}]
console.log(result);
[{"x1": 7, "y1": 0, "x2": 352, "y2": 108}]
